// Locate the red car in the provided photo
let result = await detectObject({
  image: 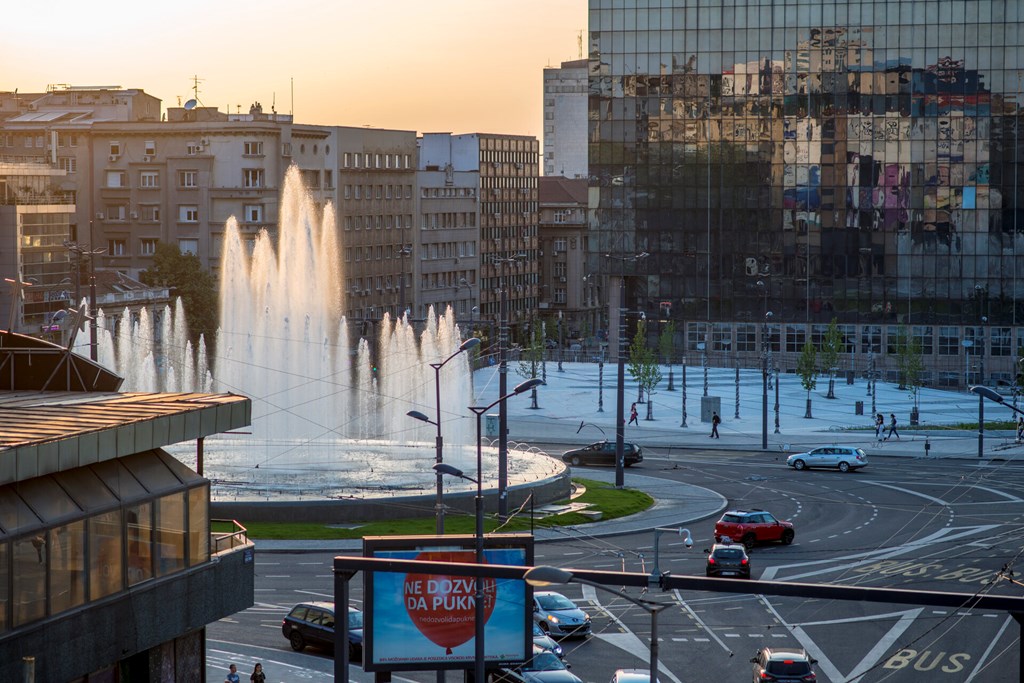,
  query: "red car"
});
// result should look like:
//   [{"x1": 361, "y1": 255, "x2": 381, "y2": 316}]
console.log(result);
[{"x1": 714, "y1": 509, "x2": 794, "y2": 548}]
